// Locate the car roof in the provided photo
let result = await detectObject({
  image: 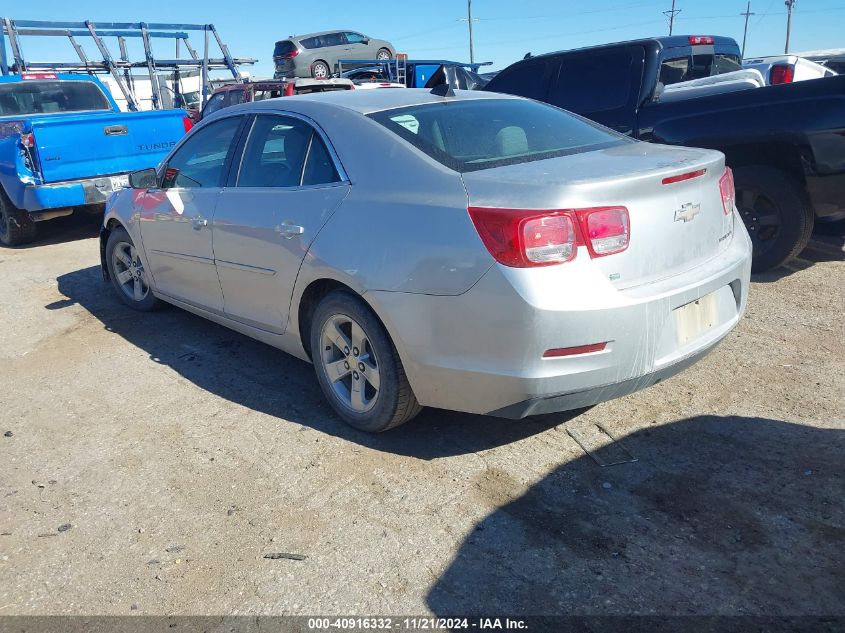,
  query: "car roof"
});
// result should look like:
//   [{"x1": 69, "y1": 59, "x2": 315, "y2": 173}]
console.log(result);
[
  {"x1": 241, "y1": 87, "x2": 516, "y2": 115},
  {"x1": 525, "y1": 35, "x2": 739, "y2": 62},
  {"x1": 280, "y1": 29, "x2": 362, "y2": 42}
]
